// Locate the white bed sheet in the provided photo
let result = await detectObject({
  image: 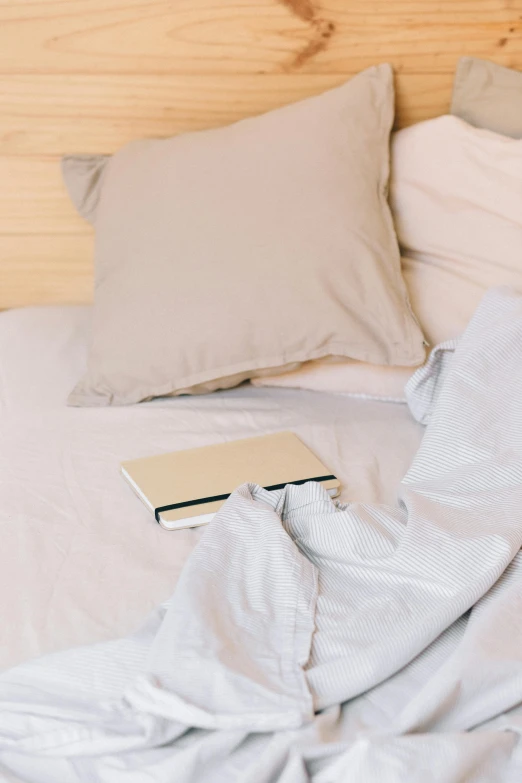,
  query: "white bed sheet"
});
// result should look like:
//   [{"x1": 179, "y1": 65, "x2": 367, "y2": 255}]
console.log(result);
[{"x1": 0, "y1": 306, "x2": 423, "y2": 671}]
